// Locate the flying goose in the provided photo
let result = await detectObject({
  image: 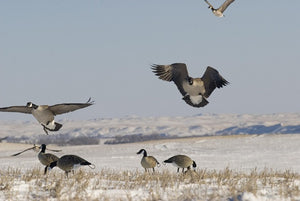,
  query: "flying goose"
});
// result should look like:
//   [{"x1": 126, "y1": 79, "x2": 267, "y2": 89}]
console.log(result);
[
  {"x1": 136, "y1": 149, "x2": 160, "y2": 172},
  {"x1": 12, "y1": 144, "x2": 61, "y2": 174},
  {"x1": 204, "y1": 0, "x2": 235, "y2": 17},
  {"x1": 0, "y1": 98, "x2": 94, "y2": 134},
  {"x1": 49, "y1": 154, "x2": 95, "y2": 177},
  {"x1": 164, "y1": 155, "x2": 197, "y2": 173},
  {"x1": 151, "y1": 63, "x2": 229, "y2": 108}
]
